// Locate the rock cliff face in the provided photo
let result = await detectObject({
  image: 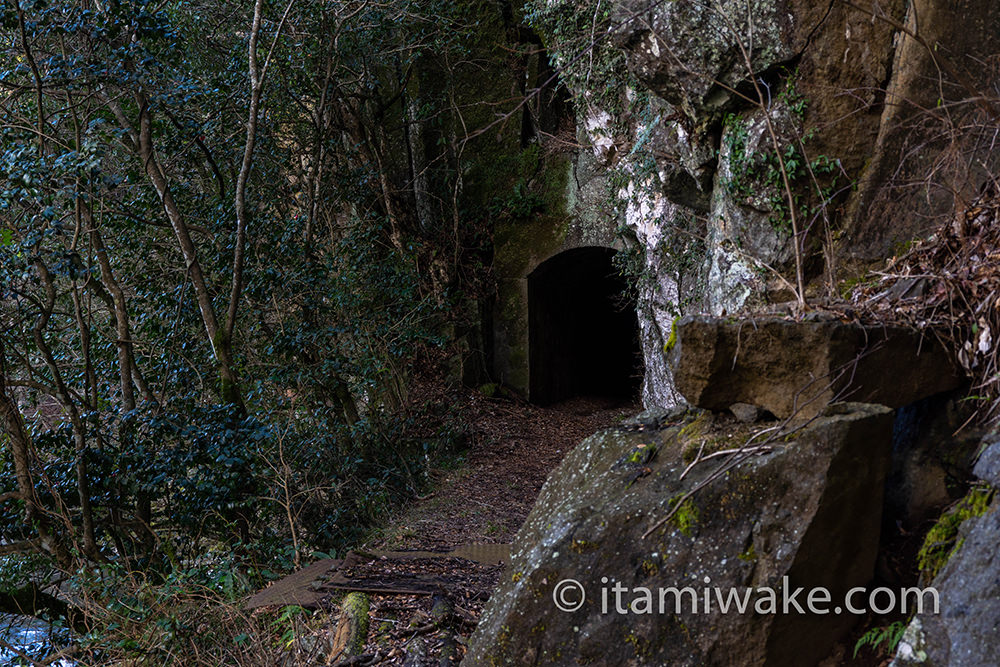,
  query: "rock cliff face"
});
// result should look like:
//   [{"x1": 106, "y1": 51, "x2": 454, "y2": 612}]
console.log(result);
[
  {"x1": 518, "y1": 0, "x2": 1000, "y2": 408},
  {"x1": 472, "y1": 3, "x2": 1000, "y2": 664}
]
